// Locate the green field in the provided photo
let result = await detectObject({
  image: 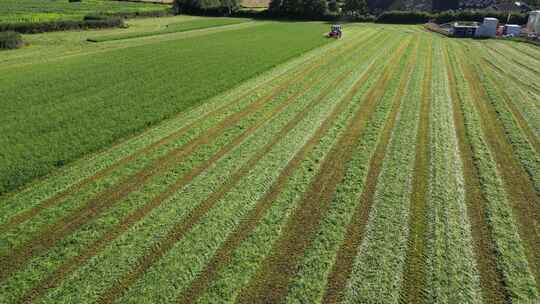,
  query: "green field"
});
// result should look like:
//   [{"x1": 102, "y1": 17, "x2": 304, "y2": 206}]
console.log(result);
[
  {"x1": 87, "y1": 18, "x2": 248, "y2": 42},
  {"x1": 0, "y1": 18, "x2": 539, "y2": 304},
  {"x1": 0, "y1": 0, "x2": 169, "y2": 23}
]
